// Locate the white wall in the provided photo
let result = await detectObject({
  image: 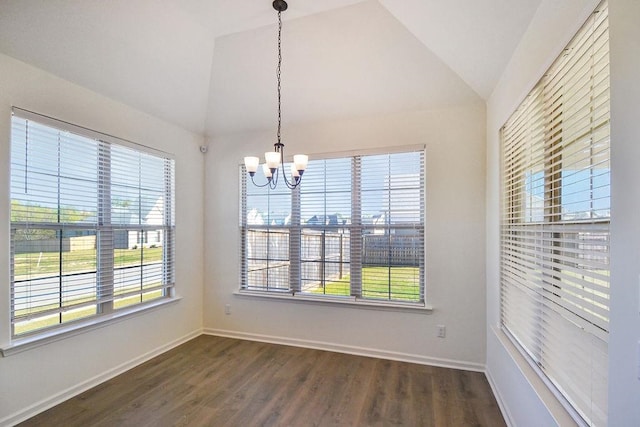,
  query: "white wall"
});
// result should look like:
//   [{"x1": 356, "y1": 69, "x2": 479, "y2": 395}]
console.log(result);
[
  {"x1": 203, "y1": 103, "x2": 488, "y2": 370},
  {"x1": 486, "y1": 0, "x2": 640, "y2": 425},
  {"x1": 0, "y1": 53, "x2": 205, "y2": 425},
  {"x1": 608, "y1": 0, "x2": 640, "y2": 424}
]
